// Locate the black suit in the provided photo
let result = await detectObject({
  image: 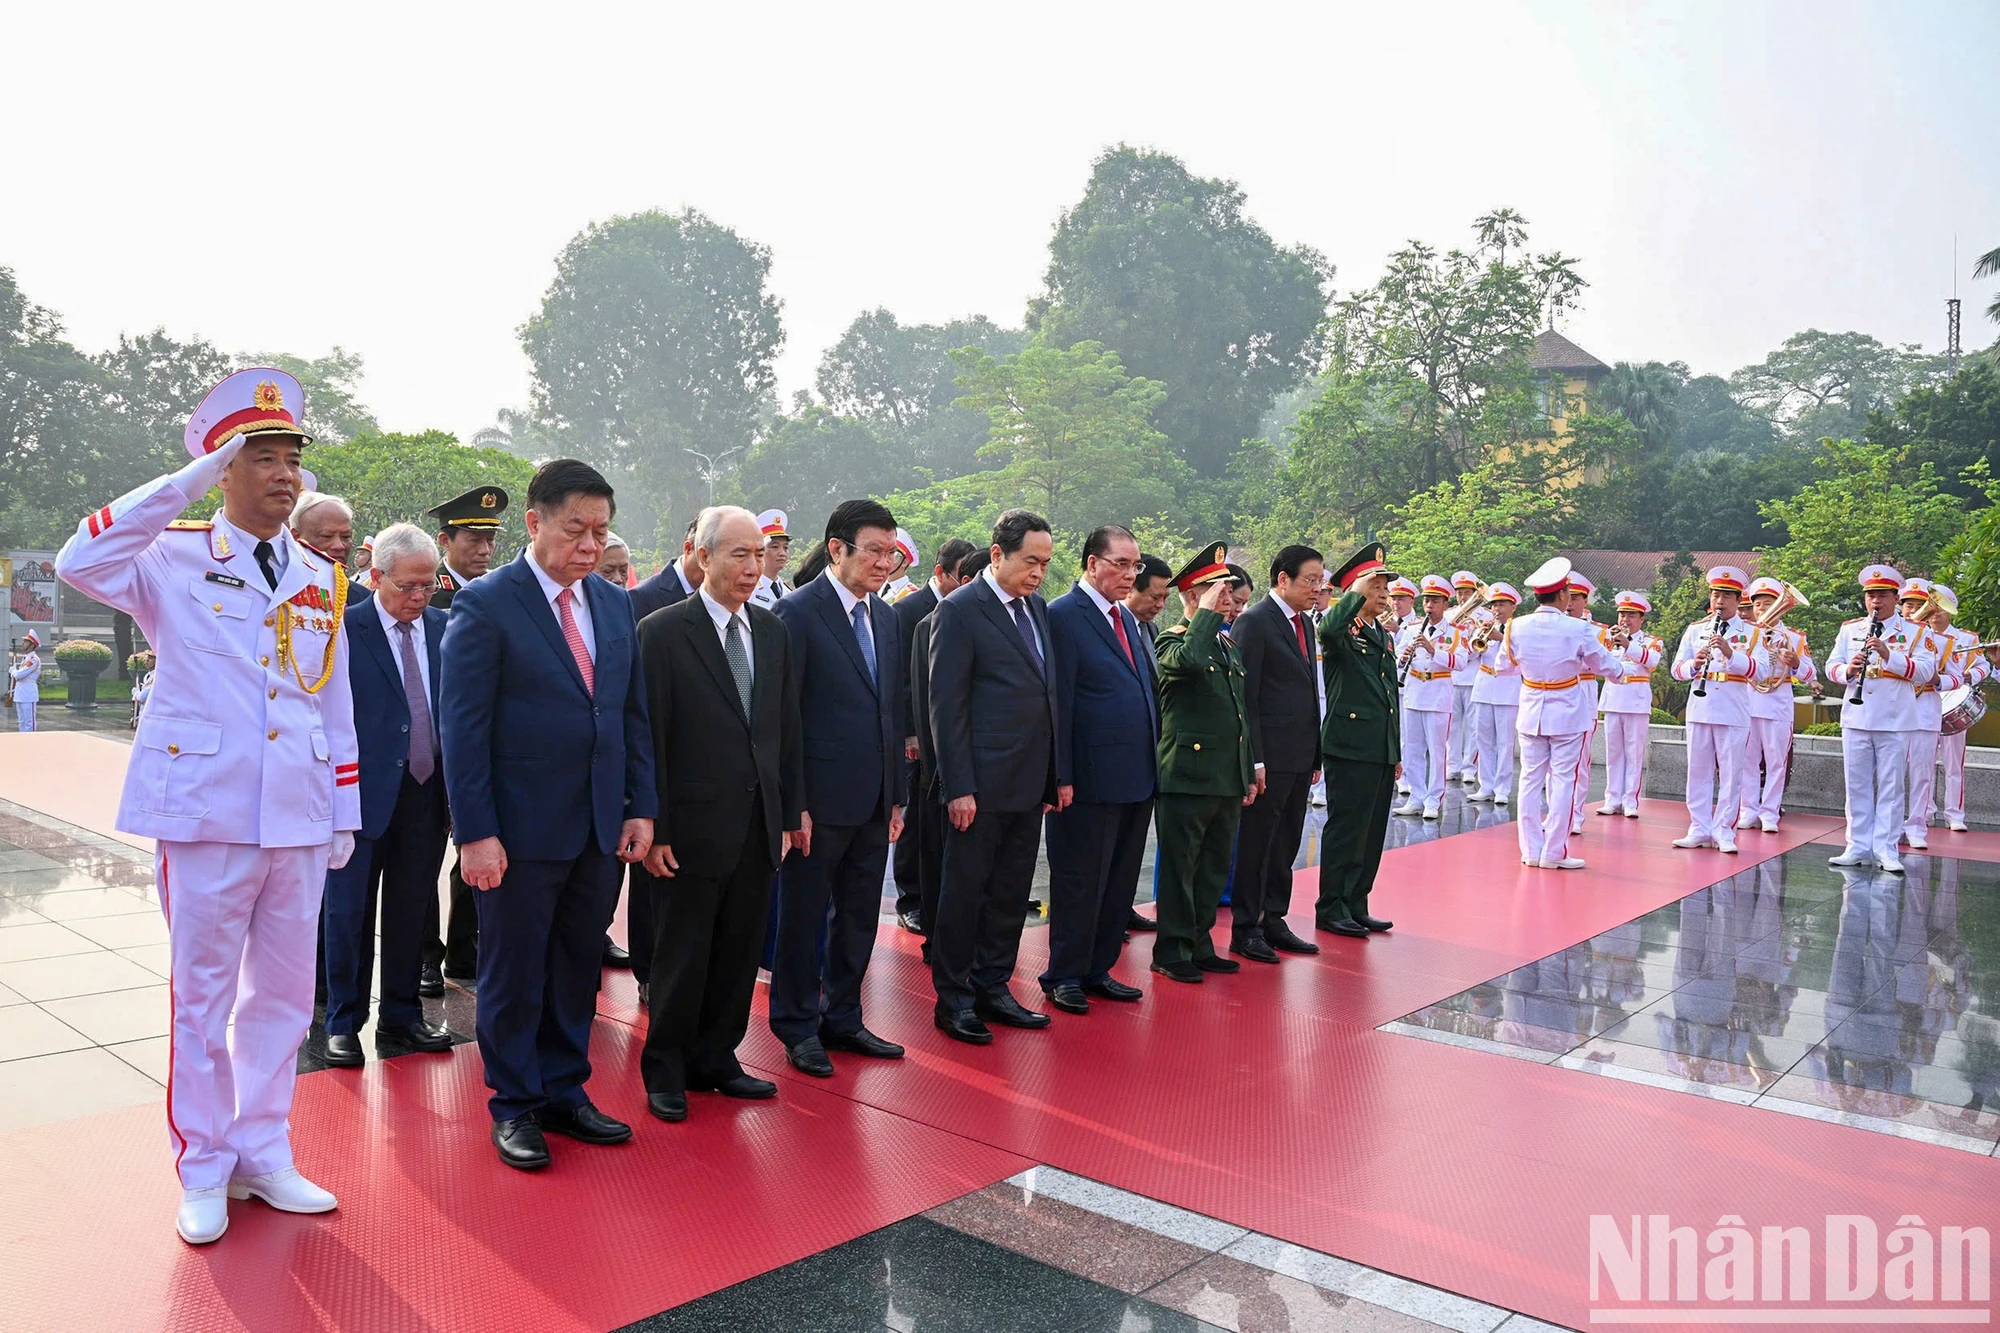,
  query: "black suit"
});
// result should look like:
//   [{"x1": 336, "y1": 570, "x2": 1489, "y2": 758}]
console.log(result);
[
  {"x1": 890, "y1": 581, "x2": 940, "y2": 917},
  {"x1": 907, "y1": 613, "x2": 944, "y2": 950},
  {"x1": 622, "y1": 560, "x2": 695, "y2": 982},
  {"x1": 1231, "y1": 594, "x2": 1324, "y2": 940},
  {"x1": 926, "y1": 576, "x2": 1063, "y2": 1014},
  {"x1": 629, "y1": 561, "x2": 696, "y2": 622},
  {"x1": 768, "y1": 576, "x2": 904, "y2": 1047},
  {"x1": 638, "y1": 592, "x2": 802, "y2": 1095}
]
